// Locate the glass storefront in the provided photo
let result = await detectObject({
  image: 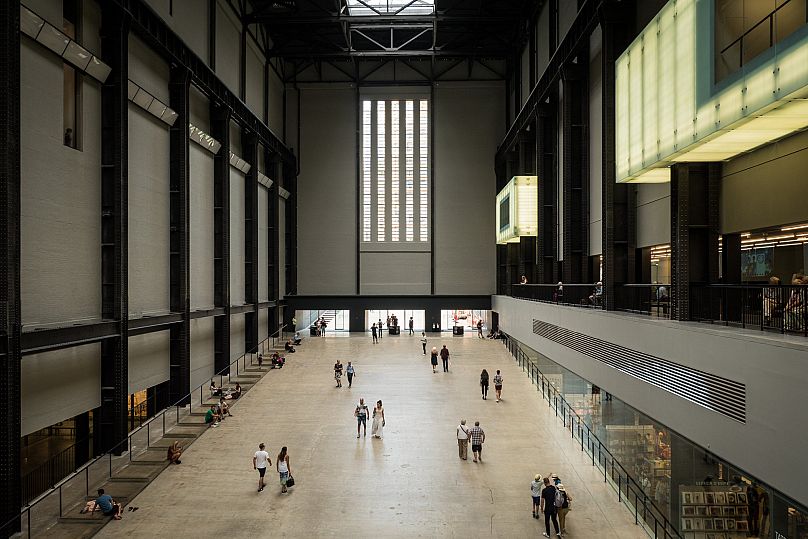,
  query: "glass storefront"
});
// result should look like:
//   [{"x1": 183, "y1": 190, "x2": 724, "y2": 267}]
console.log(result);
[
  {"x1": 440, "y1": 309, "x2": 489, "y2": 332},
  {"x1": 508, "y1": 337, "x2": 808, "y2": 539},
  {"x1": 366, "y1": 309, "x2": 424, "y2": 332}
]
